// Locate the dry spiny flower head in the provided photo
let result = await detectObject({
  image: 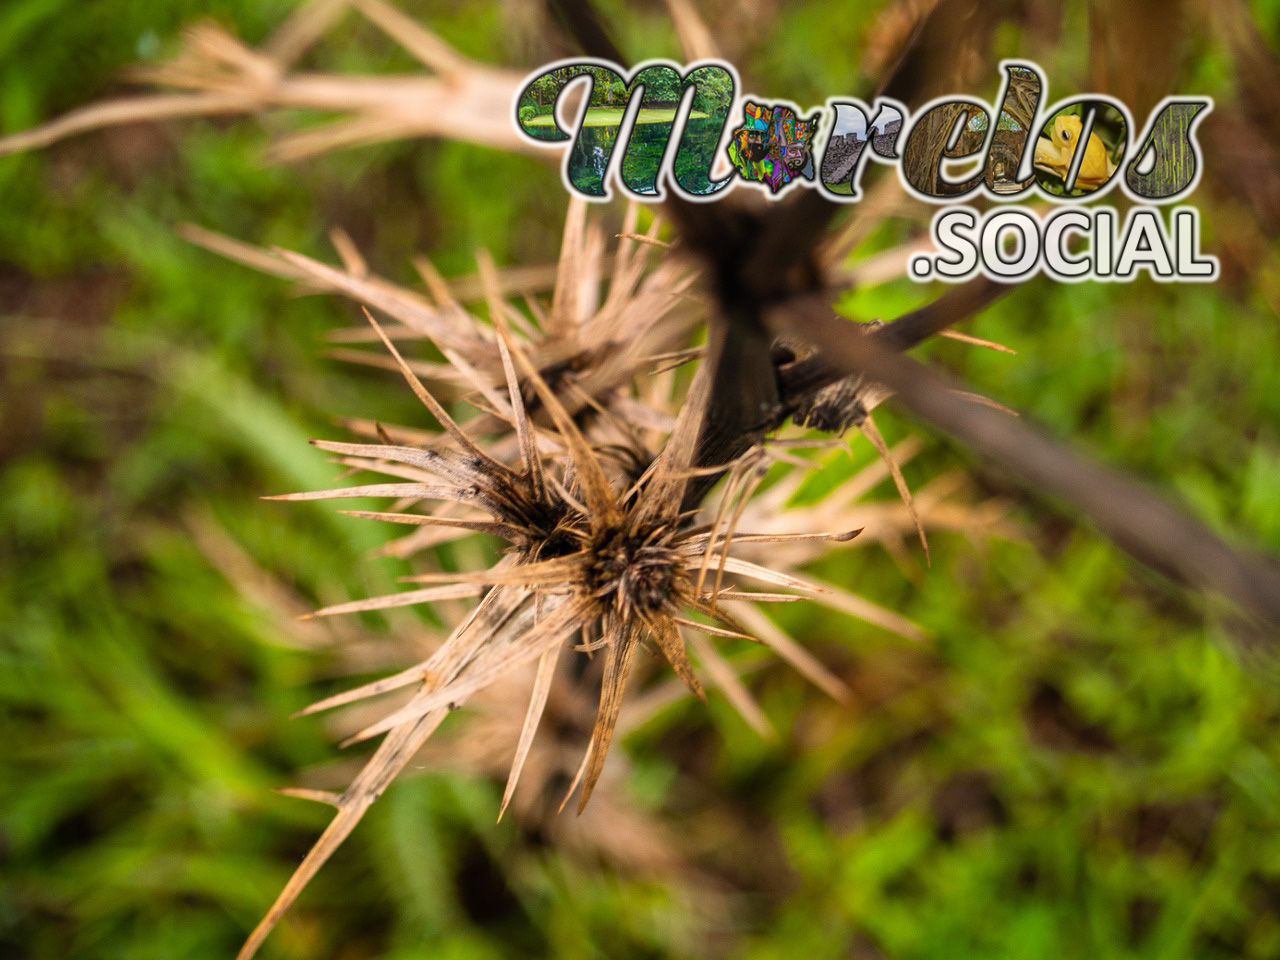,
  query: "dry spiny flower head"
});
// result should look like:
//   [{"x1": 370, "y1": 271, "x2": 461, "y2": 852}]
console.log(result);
[
  {"x1": 284, "y1": 306, "x2": 865, "y2": 795},
  {"x1": 238, "y1": 297, "x2": 877, "y2": 958},
  {"x1": 178, "y1": 202, "x2": 1019, "y2": 957}
]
